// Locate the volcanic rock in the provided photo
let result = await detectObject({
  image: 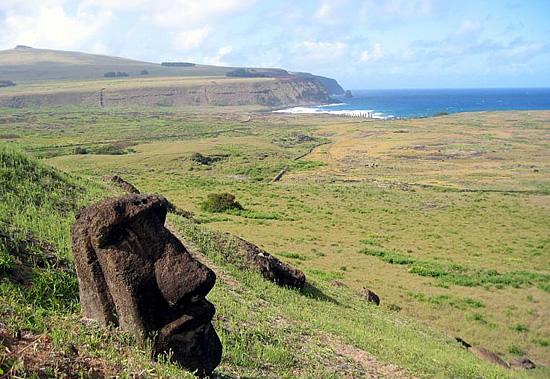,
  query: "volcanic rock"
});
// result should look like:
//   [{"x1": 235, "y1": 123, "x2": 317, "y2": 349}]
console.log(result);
[
  {"x1": 509, "y1": 357, "x2": 536, "y2": 369},
  {"x1": 103, "y1": 175, "x2": 140, "y2": 194},
  {"x1": 71, "y1": 194, "x2": 221, "y2": 376},
  {"x1": 235, "y1": 236, "x2": 306, "y2": 289},
  {"x1": 359, "y1": 287, "x2": 380, "y2": 306}
]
